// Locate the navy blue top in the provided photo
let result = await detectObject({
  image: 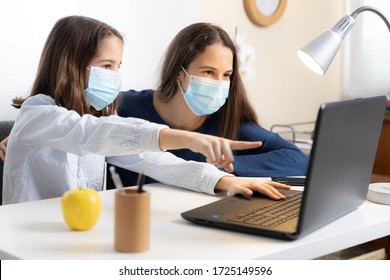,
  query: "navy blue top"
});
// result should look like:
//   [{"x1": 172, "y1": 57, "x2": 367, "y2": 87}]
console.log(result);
[{"x1": 106, "y1": 89, "x2": 308, "y2": 189}]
